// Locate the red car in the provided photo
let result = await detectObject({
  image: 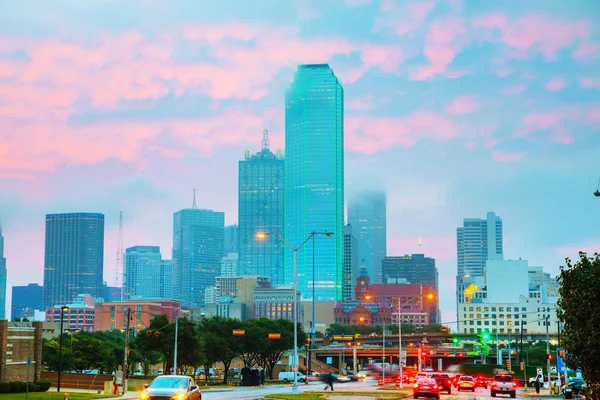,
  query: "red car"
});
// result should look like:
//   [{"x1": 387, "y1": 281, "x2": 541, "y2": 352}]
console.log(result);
[
  {"x1": 414, "y1": 378, "x2": 441, "y2": 399},
  {"x1": 475, "y1": 375, "x2": 489, "y2": 389},
  {"x1": 378, "y1": 374, "x2": 395, "y2": 385}
]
